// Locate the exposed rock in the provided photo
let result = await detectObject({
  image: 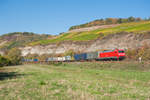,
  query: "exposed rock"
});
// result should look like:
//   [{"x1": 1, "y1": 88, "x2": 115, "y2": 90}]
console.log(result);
[
  {"x1": 21, "y1": 32, "x2": 150, "y2": 56},
  {"x1": 0, "y1": 51, "x2": 4, "y2": 55}
]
